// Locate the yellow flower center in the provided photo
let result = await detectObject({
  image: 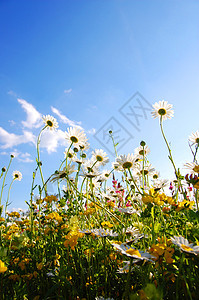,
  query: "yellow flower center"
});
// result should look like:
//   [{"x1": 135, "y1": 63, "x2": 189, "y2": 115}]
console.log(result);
[
  {"x1": 158, "y1": 108, "x2": 166, "y2": 115},
  {"x1": 70, "y1": 136, "x2": 78, "y2": 143},
  {"x1": 126, "y1": 249, "x2": 141, "y2": 257},
  {"x1": 47, "y1": 120, "x2": 53, "y2": 127},
  {"x1": 193, "y1": 165, "x2": 199, "y2": 173},
  {"x1": 123, "y1": 162, "x2": 133, "y2": 169},
  {"x1": 181, "y1": 244, "x2": 193, "y2": 252},
  {"x1": 96, "y1": 155, "x2": 103, "y2": 162}
]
